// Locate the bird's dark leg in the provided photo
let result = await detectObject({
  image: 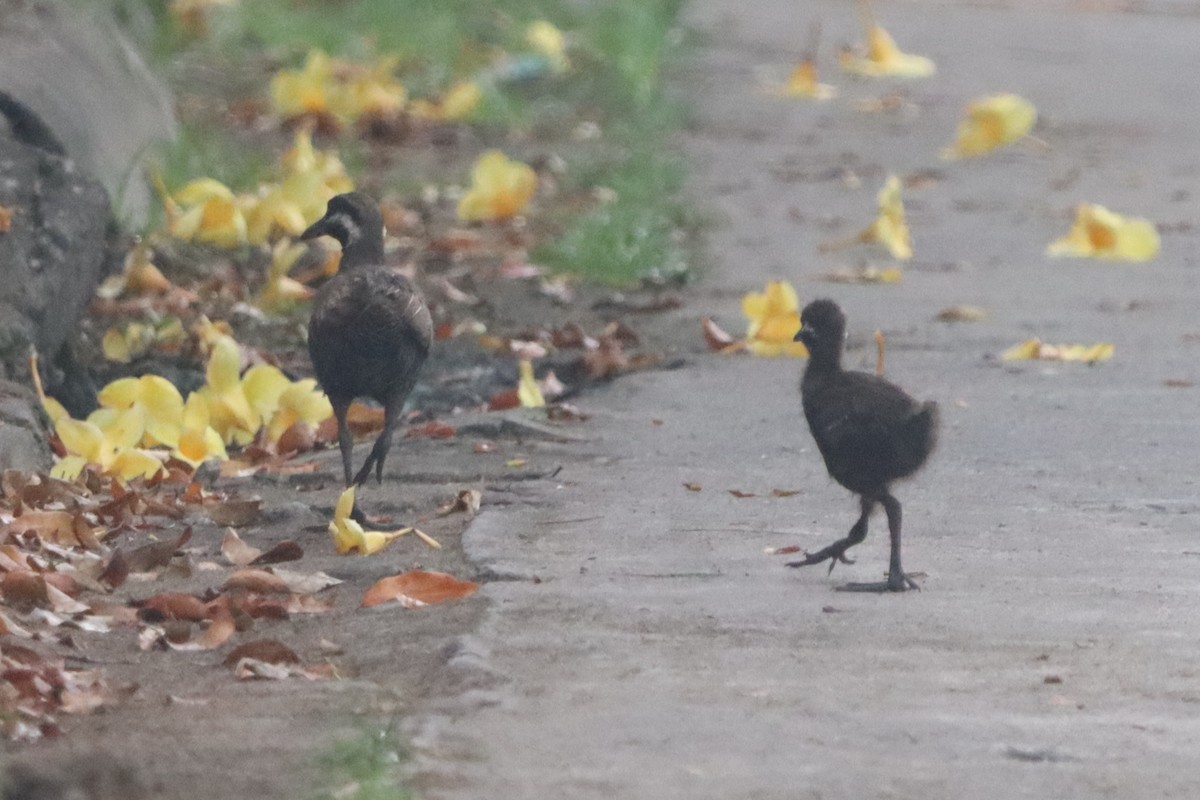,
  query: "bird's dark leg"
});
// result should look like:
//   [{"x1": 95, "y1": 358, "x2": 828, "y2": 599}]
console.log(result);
[
  {"x1": 787, "y1": 495, "x2": 874, "y2": 574},
  {"x1": 331, "y1": 398, "x2": 354, "y2": 486},
  {"x1": 331, "y1": 398, "x2": 369, "y2": 525},
  {"x1": 838, "y1": 492, "x2": 920, "y2": 593},
  {"x1": 352, "y1": 402, "x2": 398, "y2": 487}
]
